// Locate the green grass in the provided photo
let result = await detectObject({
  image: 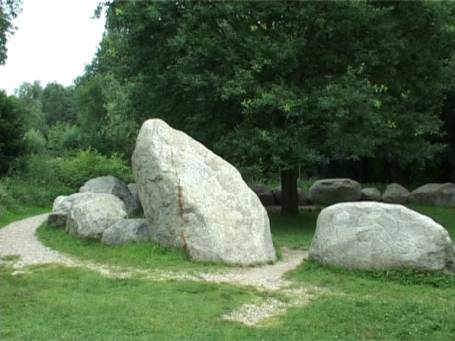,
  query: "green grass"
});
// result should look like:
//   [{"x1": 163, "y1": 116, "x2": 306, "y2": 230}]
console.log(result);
[
  {"x1": 284, "y1": 259, "x2": 455, "y2": 340},
  {"x1": 5, "y1": 204, "x2": 455, "y2": 340},
  {"x1": 269, "y1": 210, "x2": 318, "y2": 250},
  {"x1": 37, "y1": 223, "x2": 228, "y2": 272},
  {"x1": 0, "y1": 265, "x2": 265, "y2": 341},
  {"x1": 1, "y1": 260, "x2": 454, "y2": 340},
  {"x1": 0, "y1": 206, "x2": 50, "y2": 228},
  {"x1": 410, "y1": 204, "x2": 455, "y2": 239},
  {"x1": 37, "y1": 210, "x2": 320, "y2": 271}
]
